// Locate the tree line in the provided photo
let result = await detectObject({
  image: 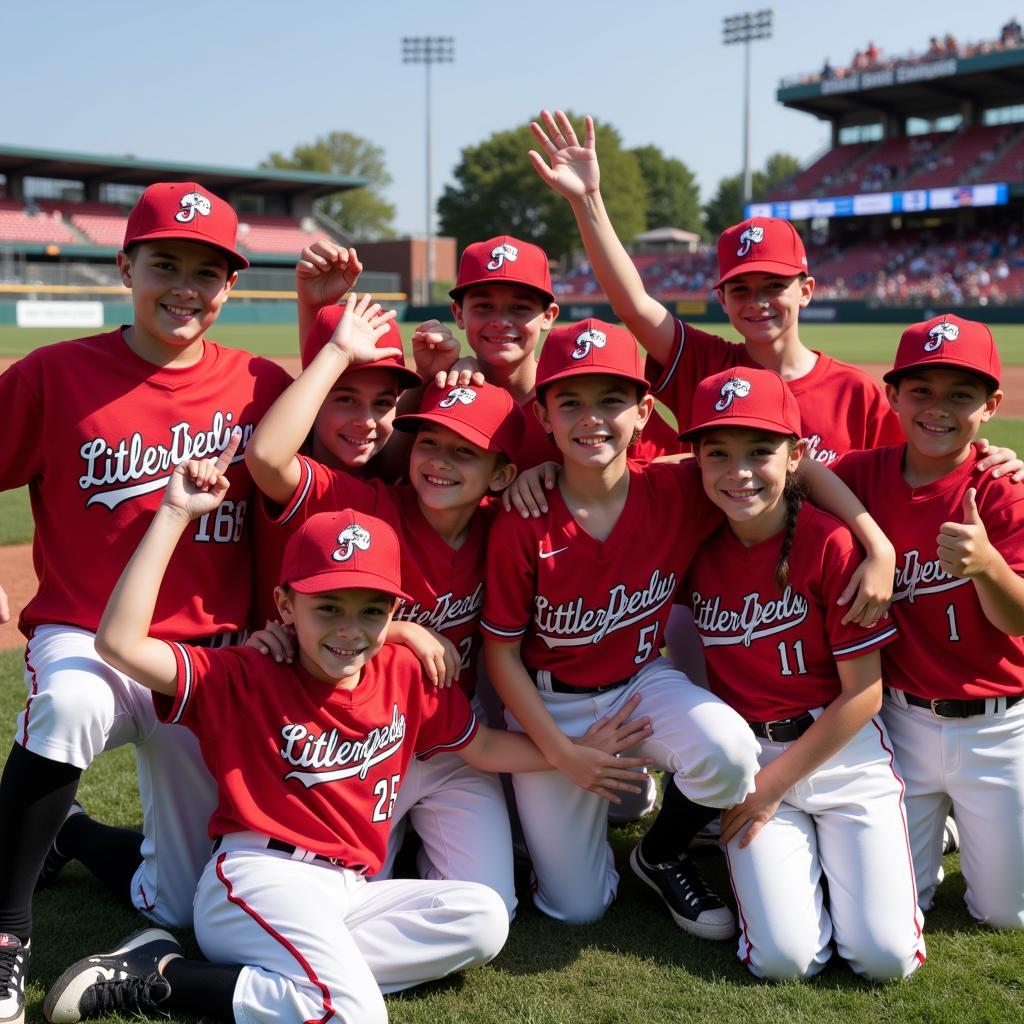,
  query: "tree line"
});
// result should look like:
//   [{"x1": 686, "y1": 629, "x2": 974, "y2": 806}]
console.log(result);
[{"x1": 264, "y1": 118, "x2": 801, "y2": 259}]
